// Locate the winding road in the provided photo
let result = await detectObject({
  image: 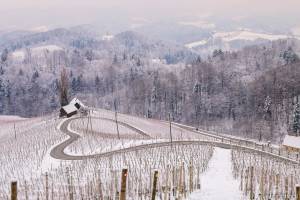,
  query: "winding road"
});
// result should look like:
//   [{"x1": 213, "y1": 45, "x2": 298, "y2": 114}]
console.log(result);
[{"x1": 50, "y1": 116, "x2": 300, "y2": 164}]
